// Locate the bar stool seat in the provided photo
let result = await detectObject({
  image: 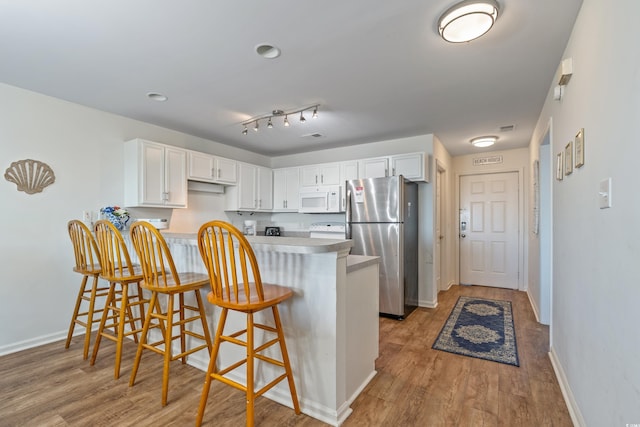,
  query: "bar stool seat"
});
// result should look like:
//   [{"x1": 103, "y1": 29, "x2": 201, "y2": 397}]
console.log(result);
[{"x1": 196, "y1": 220, "x2": 300, "y2": 427}]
